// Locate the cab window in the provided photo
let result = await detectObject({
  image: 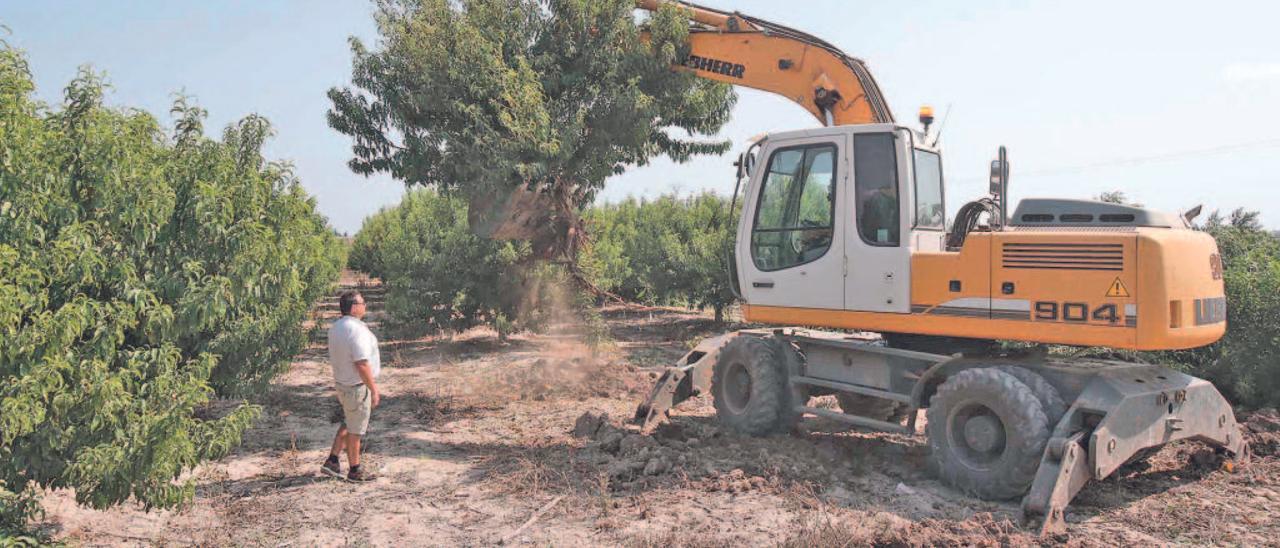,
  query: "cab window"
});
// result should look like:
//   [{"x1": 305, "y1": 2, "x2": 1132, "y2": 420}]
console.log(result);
[
  {"x1": 751, "y1": 143, "x2": 837, "y2": 271},
  {"x1": 913, "y1": 149, "x2": 944, "y2": 230},
  {"x1": 854, "y1": 133, "x2": 900, "y2": 246}
]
